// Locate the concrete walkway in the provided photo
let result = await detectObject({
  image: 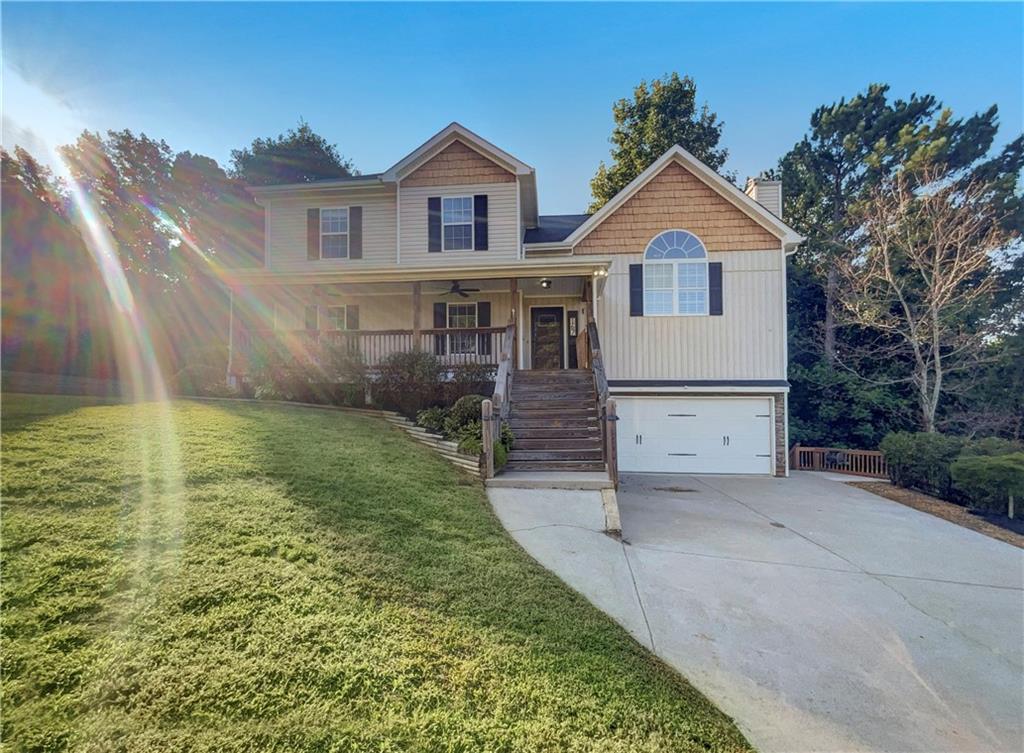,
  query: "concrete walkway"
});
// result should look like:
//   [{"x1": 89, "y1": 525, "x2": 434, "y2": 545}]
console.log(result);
[{"x1": 488, "y1": 473, "x2": 1024, "y2": 753}]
